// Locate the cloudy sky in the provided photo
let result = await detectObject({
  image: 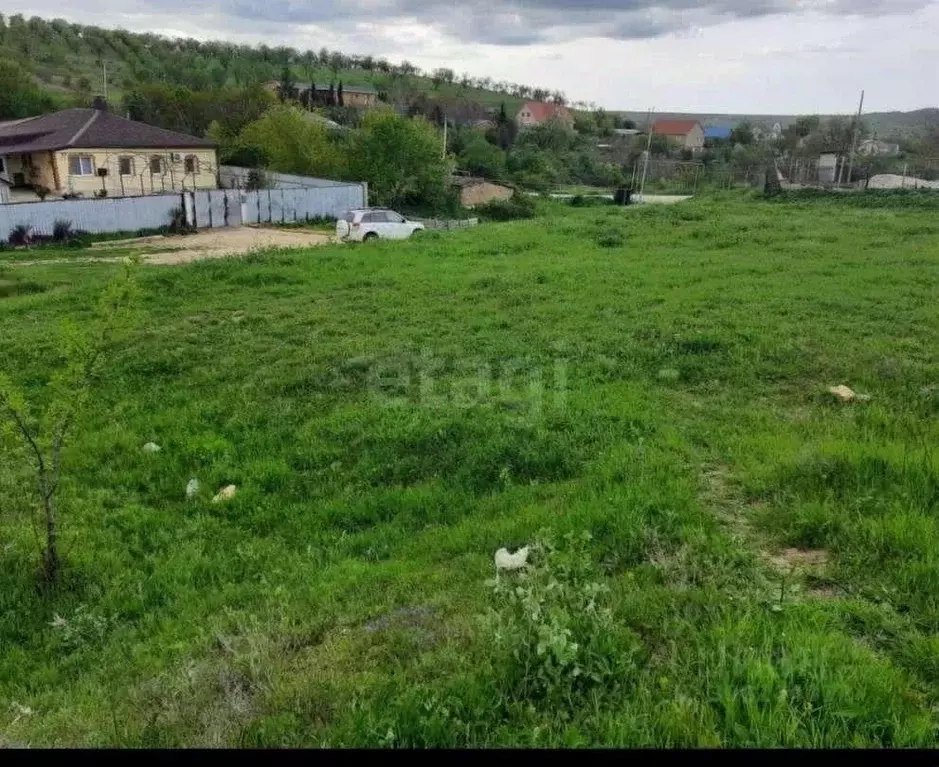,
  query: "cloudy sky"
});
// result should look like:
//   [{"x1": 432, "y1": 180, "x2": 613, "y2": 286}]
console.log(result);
[{"x1": 7, "y1": 1, "x2": 938, "y2": 113}]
